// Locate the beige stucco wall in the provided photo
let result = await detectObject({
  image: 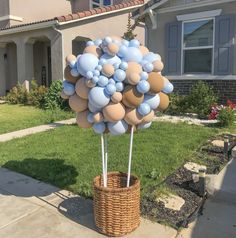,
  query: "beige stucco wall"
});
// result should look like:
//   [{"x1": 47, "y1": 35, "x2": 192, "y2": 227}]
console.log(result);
[{"x1": 146, "y1": 1, "x2": 236, "y2": 75}]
